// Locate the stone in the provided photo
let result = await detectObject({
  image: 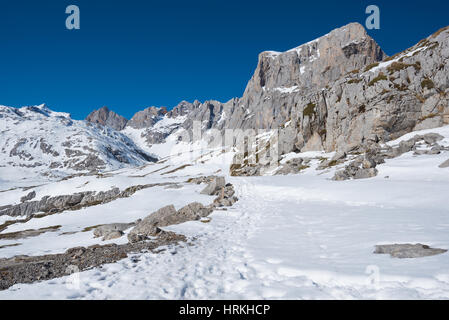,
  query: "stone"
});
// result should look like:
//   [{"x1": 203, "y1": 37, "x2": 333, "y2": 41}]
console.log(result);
[
  {"x1": 85, "y1": 106, "x2": 128, "y2": 131},
  {"x1": 93, "y1": 223, "x2": 135, "y2": 238},
  {"x1": 177, "y1": 202, "x2": 213, "y2": 220},
  {"x1": 354, "y1": 168, "x2": 378, "y2": 180},
  {"x1": 439, "y1": 159, "x2": 449, "y2": 168},
  {"x1": 422, "y1": 133, "x2": 444, "y2": 145},
  {"x1": 20, "y1": 191, "x2": 36, "y2": 203},
  {"x1": 374, "y1": 244, "x2": 447, "y2": 259},
  {"x1": 128, "y1": 205, "x2": 177, "y2": 242},
  {"x1": 127, "y1": 203, "x2": 214, "y2": 243},
  {"x1": 332, "y1": 151, "x2": 347, "y2": 161},
  {"x1": 126, "y1": 106, "x2": 167, "y2": 129},
  {"x1": 200, "y1": 177, "x2": 226, "y2": 195},
  {"x1": 102, "y1": 231, "x2": 124, "y2": 241},
  {"x1": 0, "y1": 186, "x2": 138, "y2": 217}
]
